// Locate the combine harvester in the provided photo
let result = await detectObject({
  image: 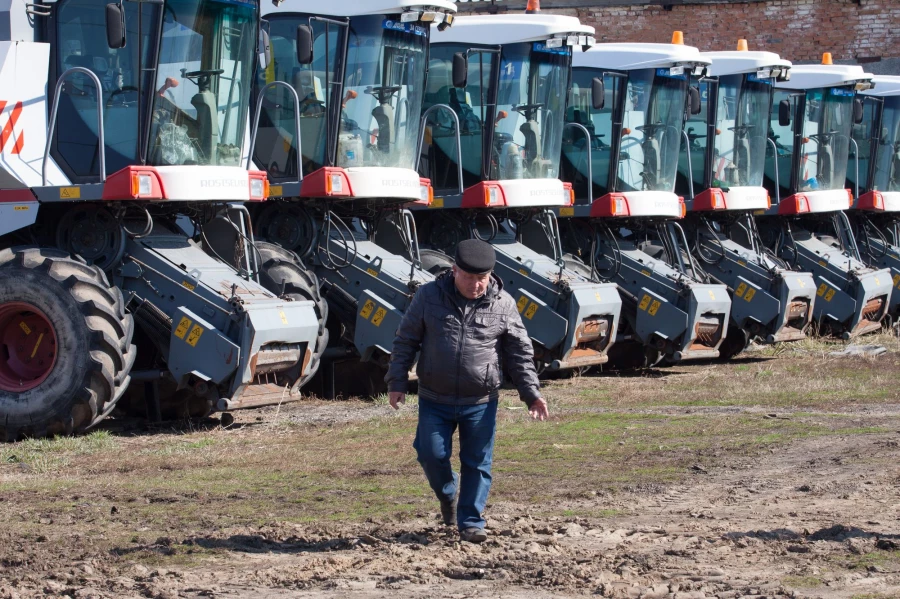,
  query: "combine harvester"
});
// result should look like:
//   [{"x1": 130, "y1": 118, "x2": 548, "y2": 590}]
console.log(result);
[
  {"x1": 0, "y1": 0, "x2": 323, "y2": 439},
  {"x1": 758, "y1": 54, "x2": 891, "y2": 338},
  {"x1": 250, "y1": 1, "x2": 457, "y2": 396},
  {"x1": 553, "y1": 33, "x2": 732, "y2": 367},
  {"x1": 846, "y1": 75, "x2": 900, "y2": 324},
  {"x1": 676, "y1": 42, "x2": 817, "y2": 358},
  {"x1": 412, "y1": 3, "x2": 623, "y2": 374}
]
